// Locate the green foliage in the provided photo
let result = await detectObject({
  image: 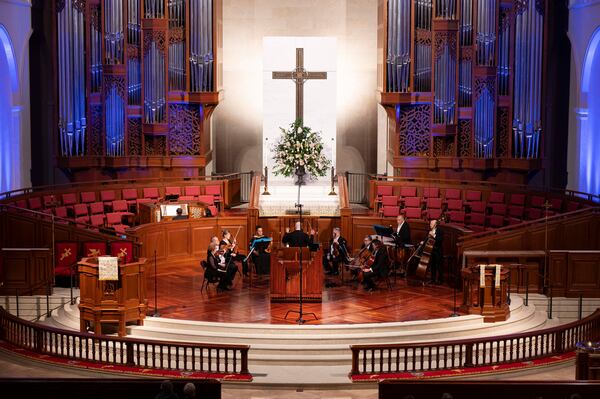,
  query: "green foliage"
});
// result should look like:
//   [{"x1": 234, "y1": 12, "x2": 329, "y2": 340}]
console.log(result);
[{"x1": 272, "y1": 120, "x2": 331, "y2": 178}]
